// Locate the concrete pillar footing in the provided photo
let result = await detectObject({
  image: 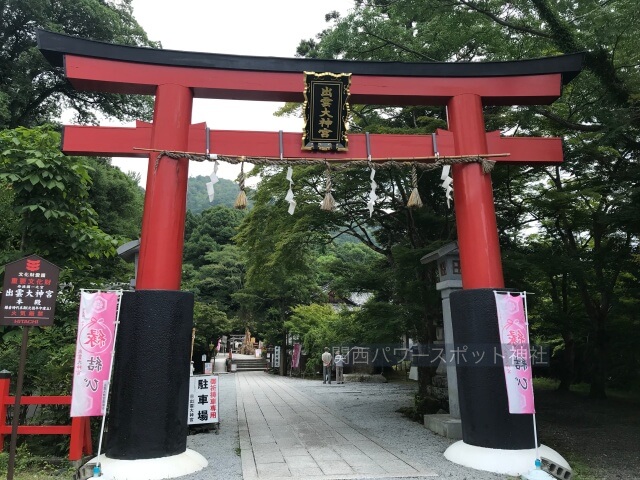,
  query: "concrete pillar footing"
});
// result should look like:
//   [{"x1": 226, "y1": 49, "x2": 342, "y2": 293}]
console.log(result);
[
  {"x1": 85, "y1": 449, "x2": 207, "y2": 480},
  {"x1": 444, "y1": 441, "x2": 570, "y2": 476}
]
